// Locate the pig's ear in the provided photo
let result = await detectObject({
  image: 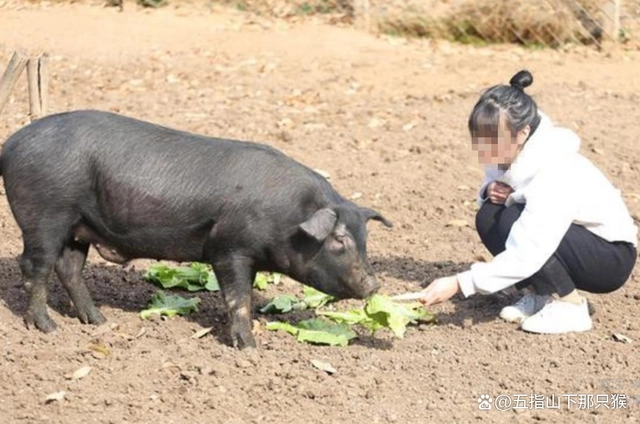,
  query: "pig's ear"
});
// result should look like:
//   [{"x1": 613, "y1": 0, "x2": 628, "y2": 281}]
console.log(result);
[
  {"x1": 361, "y1": 207, "x2": 393, "y2": 228},
  {"x1": 300, "y1": 208, "x2": 338, "y2": 242}
]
